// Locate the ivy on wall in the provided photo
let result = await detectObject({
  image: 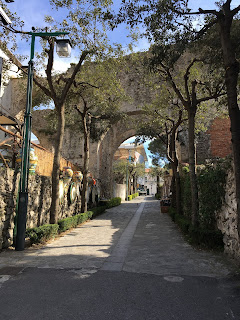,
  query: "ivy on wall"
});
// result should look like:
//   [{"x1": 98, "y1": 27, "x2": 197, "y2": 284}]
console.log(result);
[
  {"x1": 175, "y1": 159, "x2": 231, "y2": 249},
  {"x1": 181, "y1": 159, "x2": 230, "y2": 230},
  {"x1": 197, "y1": 160, "x2": 230, "y2": 230}
]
